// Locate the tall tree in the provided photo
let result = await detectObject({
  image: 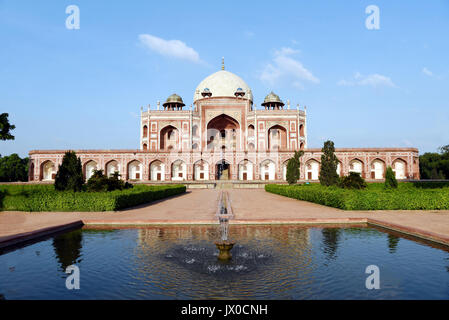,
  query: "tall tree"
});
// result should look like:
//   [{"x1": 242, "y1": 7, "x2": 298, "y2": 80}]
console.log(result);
[
  {"x1": 419, "y1": 145, "x2": 449, "y2": 179},
  {"x1": 319, "y1": 140, "x2": 339, "y2": 186},
  {"x1": 286, "y1": 150, "x2": 304, "y2": 185},
  {"x1": 0, "y1": 154, "x2": 29, "y2": 182},
  {"x1": 384, "y1": 166, "x2": 398, "y2": 189},
  {"x1": 54, "y1": 151, "x2": 84, "y2": 192},
  {"x1": 0, "y1": 113, "x2": 15, "y2": 141}
]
